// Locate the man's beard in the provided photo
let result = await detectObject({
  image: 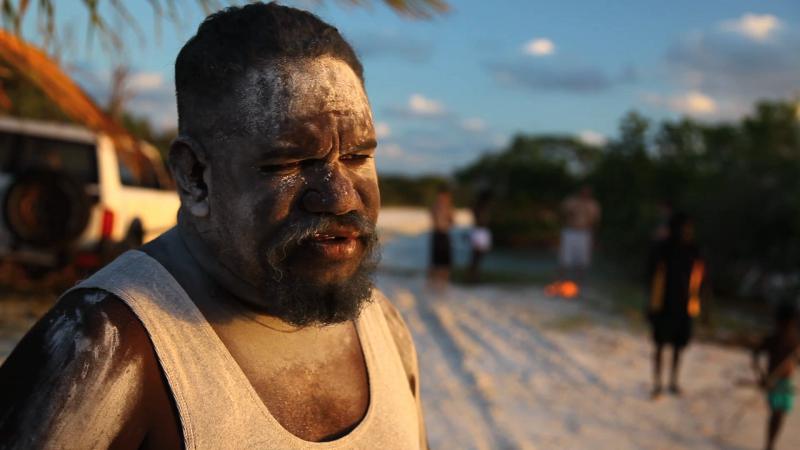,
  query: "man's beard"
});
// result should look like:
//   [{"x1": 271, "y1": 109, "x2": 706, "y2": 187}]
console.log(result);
[{"x1": 258, "y1": 212, "x2": 380, "y2": 326}]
